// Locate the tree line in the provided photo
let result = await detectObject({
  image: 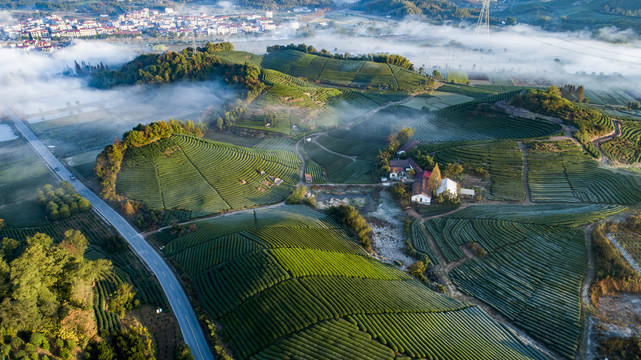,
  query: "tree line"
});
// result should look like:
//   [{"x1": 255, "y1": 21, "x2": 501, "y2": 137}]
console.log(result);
[
  {"x1": 266, "y1": 43, "x2": 416, "y2": 70},
  {"x1": 37, "y1": 182, "x2": 91, "y2": 221},
  {"x1": 326, "y1": 205, "x2": 373, "y2": 251}
]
